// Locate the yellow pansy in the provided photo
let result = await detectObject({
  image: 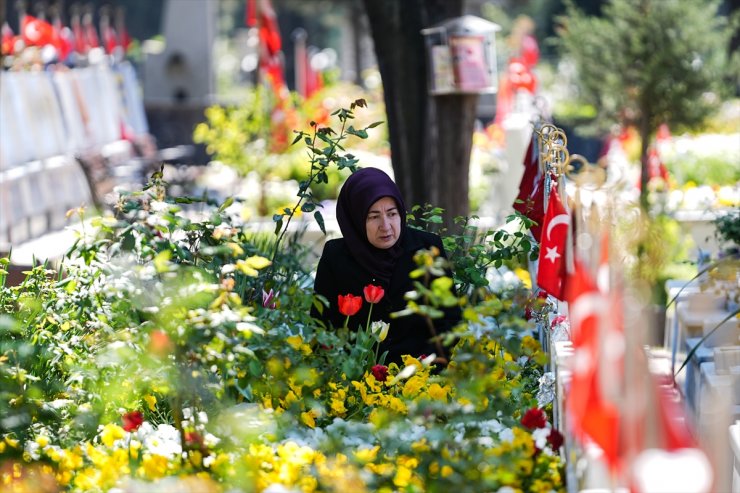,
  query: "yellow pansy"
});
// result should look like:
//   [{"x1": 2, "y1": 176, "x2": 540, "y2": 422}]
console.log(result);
[
  {"x1": 353, "y1": 446, "x2": 380, "y2": 463},
  {"x1": 301, "y1": 410, "x2": 318, "y2": 429},
  {"x1": 286, "y1": 334, "x2": 303, "y2": 351},
  {"x1": 143, "y1": 394, "x2": 157, "y2": 411},
  {"x1": 402, "y1": 375, "x2": 425, "y2": 398},
  {"x1": 100, "y1": 423, "x2": 125, "y2": 448},
  {"x1": 140, "y1": 453, "x2": 170, "y2": 479},
  {"x1": 427, "y1": 383, "x2": 449, "y2": 401},
  {"x1": 330, "y1": 398, "x2": 347, "y2": 416}
]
